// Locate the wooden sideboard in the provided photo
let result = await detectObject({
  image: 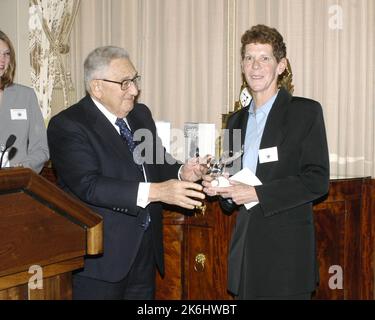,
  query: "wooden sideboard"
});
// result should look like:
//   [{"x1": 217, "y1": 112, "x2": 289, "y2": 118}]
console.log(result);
[
  {"x1": 156, "y1": 177, "x2": 375, "y2": 300},
  {"x1": 156, "y1": 201, "x2": 236, "y2": 300},
  {"x1": 313, "y1": 177, "x2": 375, "y2": 299}
]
